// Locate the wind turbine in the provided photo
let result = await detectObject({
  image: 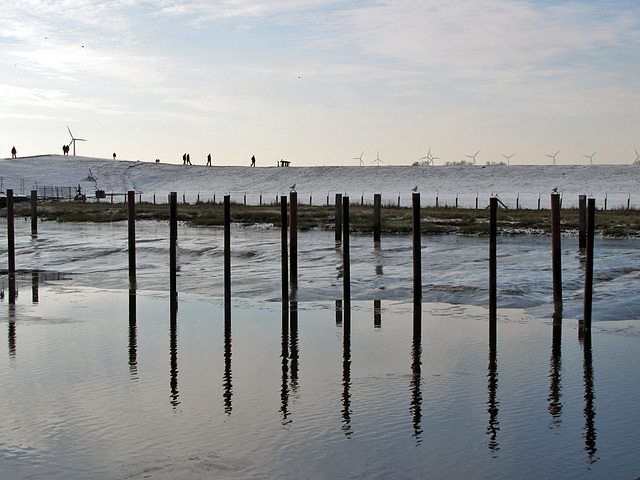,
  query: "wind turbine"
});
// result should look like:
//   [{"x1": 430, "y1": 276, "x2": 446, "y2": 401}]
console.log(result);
[
  {"x1": 546, "y1": 150, "x2": 559, "y2": 165},
  {"x1": 352, "y1": 151, "x2": 365, "y2": 166},
  {"x1": 371, "y1": 151, "x2": 384, "y2": 166},
  {"x1": 583, "y1": 151, "x2": 597, "y2": 165},
  {"x1": 465, "y1": 150, "x2": 479, "y2": 165},
  {"x1": 419, "y1": 149, "x2": 439, "y2": 166},
  {"x1": 501, "y1": 153, "x2": 515, "y2": 165},
  {"x1": 633, "y1": 149, "x2": 640, "y2": 165},
  {"x1": 67, "y1": 126, "x2": 86, "y2": 156}
]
